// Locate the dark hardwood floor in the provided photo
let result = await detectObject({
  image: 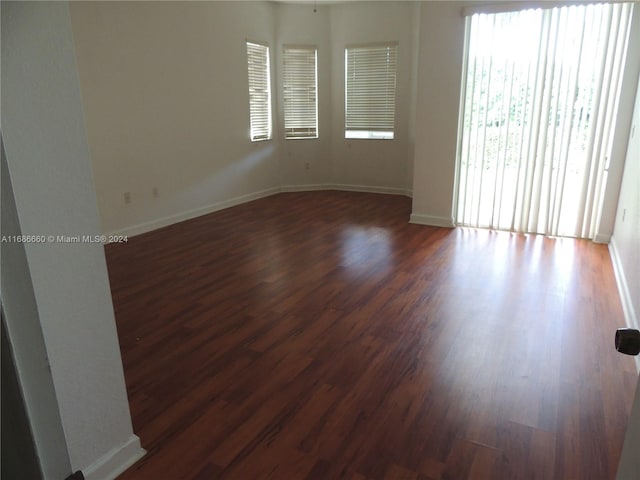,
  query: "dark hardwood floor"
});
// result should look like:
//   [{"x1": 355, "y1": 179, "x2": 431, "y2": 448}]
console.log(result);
[{"x1": 106, "y1": 191, "x2": 637, "y2": 480}]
